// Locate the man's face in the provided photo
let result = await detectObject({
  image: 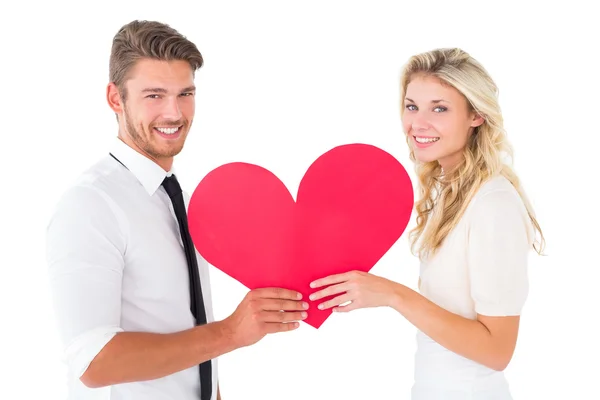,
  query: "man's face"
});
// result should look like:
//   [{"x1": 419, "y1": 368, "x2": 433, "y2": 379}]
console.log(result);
[{"x1": 109, "y1": 58, "x2": 196, "y2": 168}]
